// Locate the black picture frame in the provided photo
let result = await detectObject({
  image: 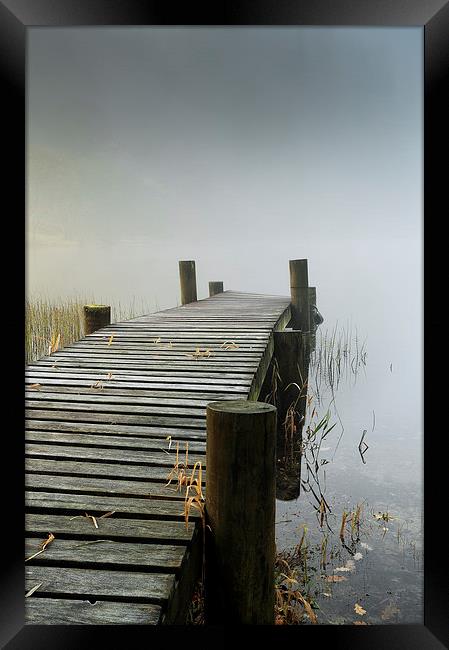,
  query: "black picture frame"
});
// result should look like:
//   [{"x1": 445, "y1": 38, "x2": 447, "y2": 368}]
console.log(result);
[{"x1": 2, "y1": 0, "x2": 447, "y2": 647}]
